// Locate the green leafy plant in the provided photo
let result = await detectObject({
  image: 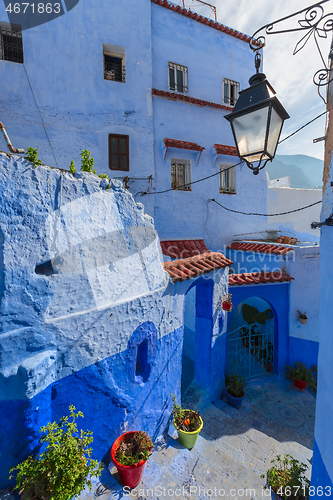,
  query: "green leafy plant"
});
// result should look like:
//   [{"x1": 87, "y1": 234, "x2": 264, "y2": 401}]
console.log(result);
[
  {"x1": 80, "y1": 149, "x2": 95, "y2": 173},
  {"x1": 9, "y1": 405, "x2": 103, "y2": 500},
  {"x1": 171, "y1": 394, "x2": 201, "y2": 432},
  {"x1": 297, "y1": 310, "x2": 307, "y2": 320},
  {"x1": 69, "y1": 160, "x2": 76, "y2": 175},
  {"x1": 261, "y1": 454, "x2": 310, "y2": 499},
  {"x1": 99, "y1": 173, "x2": 109, "y2": 179},
  {"x1": 285, "y1": 362, "x2": 314, "y2": 385},
  {"x1": 225, "y1": 373, "x2": 247, "y2": 398},
  {"x1": 115, "y1": 431, "x2": 153, "y2": 466},
  {"x1": 24, "y1": 147, "x2": 42, "y2": 168}
]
